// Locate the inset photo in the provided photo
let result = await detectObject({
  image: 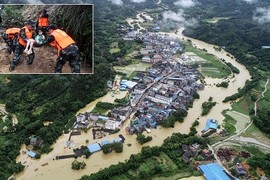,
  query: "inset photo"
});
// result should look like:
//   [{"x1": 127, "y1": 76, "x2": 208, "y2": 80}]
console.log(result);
[{"x1": 0, "y1": 4, "x2": 93, "y2": 74}]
